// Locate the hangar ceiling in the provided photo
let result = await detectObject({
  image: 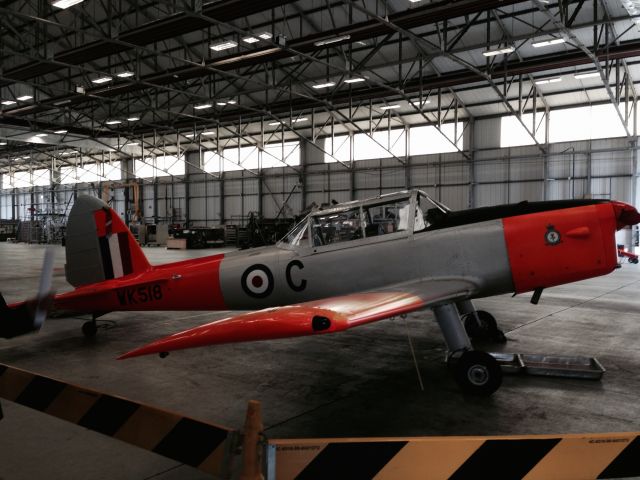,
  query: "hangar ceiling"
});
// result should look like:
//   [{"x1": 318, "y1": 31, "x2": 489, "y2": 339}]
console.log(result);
[{"x1": 1, "y1": 0, "x2": 640, "y2": 172}]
